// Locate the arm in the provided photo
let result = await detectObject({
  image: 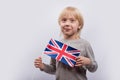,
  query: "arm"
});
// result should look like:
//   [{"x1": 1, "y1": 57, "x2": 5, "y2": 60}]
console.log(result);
[
  {"x1": 42, "y1": 58, "x2": 56, "y2": 74},
  {"x1": 34, "y1": 57, "x2": 56, "y2": 74},
  {"x1": 75, "y1": 43, "x2": 98, "y2": 72},
  {"x1": 85, "y1": 43, "x2": 98, "y2": 72}
]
